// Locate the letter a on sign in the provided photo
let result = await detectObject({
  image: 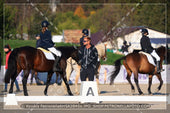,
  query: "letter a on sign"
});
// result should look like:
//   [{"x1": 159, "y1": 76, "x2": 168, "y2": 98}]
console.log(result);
[{"x1": 86, "y1": 87, "x2": 94, "y2": 96}]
